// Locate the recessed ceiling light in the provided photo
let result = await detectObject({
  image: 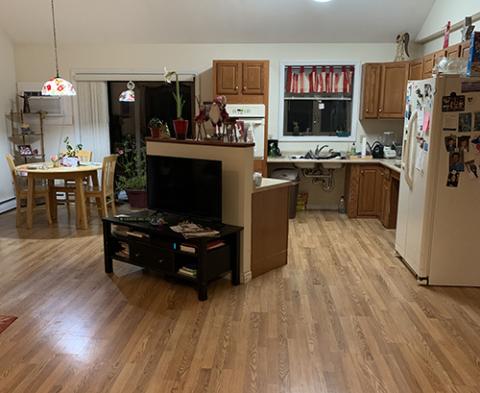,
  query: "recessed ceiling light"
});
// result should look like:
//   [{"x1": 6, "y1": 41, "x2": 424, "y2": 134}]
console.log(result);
[{"x1": 313, "y1": 0, "x2": 332, "y2": 2}]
